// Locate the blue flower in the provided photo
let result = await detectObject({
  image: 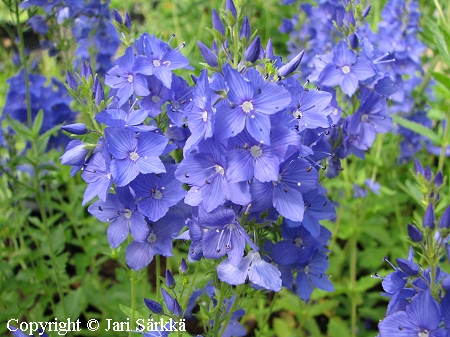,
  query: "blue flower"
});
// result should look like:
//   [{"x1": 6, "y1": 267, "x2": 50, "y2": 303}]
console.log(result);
[
  {"x1": 175, "y1": 138, "x2": 251, "y2": 212},
  {"x1": 198, "y1": 206, "x2": 257, "y2": 266},
  {"x1": 133, "y1": 34, "x2": 190, "y2": 88},
  {"x1": 217, "y1": 250, "x2": 282, "y2": 291},
  {"x1": 88, "y1": 186, "x2": 149, "y2": 248},
  {"x1": 318, "y1": 42, "x2": 375, "y2": 96},
  {"x1": 105, "y1": 47, "x2": 150, "y2": 107},
  {"x1": 126, "y1": 214, "x2": 184, "y2": 270},
  {"x1": 139, "y1": 75, "x2": 171, "y2": 117},
  {"x1": 129, "y1": 165, "x2": 186, "y2": 222},
  {"x1": 378, "y1": 290, "x2": 446, "y2": 337},
  {"x1": 215, "y1": 65, "x2": 292, "y2": 144},
  {"x1": 296, "y1": 251, "x2": 334, "y2": 301},
  {"x1": 81, "y1": 140, "x2": 113, "y2": 205},
  {"x1": 105, "y1": 128, "x2": 168, "y2": 186}
]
